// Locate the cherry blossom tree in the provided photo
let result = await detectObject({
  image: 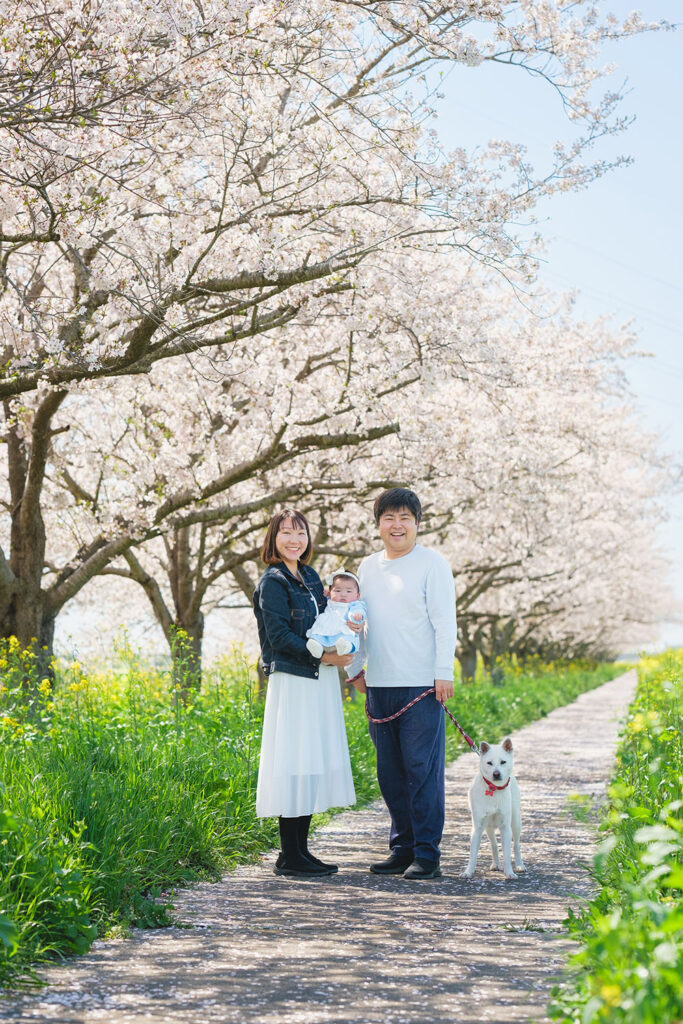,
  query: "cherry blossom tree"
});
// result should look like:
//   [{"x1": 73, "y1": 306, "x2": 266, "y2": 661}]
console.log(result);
[
  {"x1": 0, "y1": 1, "x2": 667, "y2": 670},
  {"x1": 448, "y1": 407, "x2": 673, "y2": 678},
  {"x1": 37, "y1": 257, "x2": 675, "y2": 683},
  {"x1": 1, "y1": 0, "x2": 660, "y2": 401},
  {"x1": 13, "y1": 247, "x2": 479, "y2": 675},
  {"x1": 381, "y1": 298, "x2": 675, "y2": 675}
]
